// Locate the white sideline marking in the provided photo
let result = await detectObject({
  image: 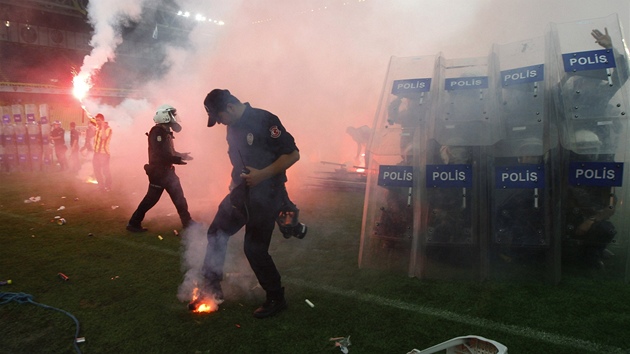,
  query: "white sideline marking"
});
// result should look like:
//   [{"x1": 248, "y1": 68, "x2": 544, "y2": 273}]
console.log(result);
[{"x1": 286, "y1": 277, "x2": 626, "y2": 353}]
